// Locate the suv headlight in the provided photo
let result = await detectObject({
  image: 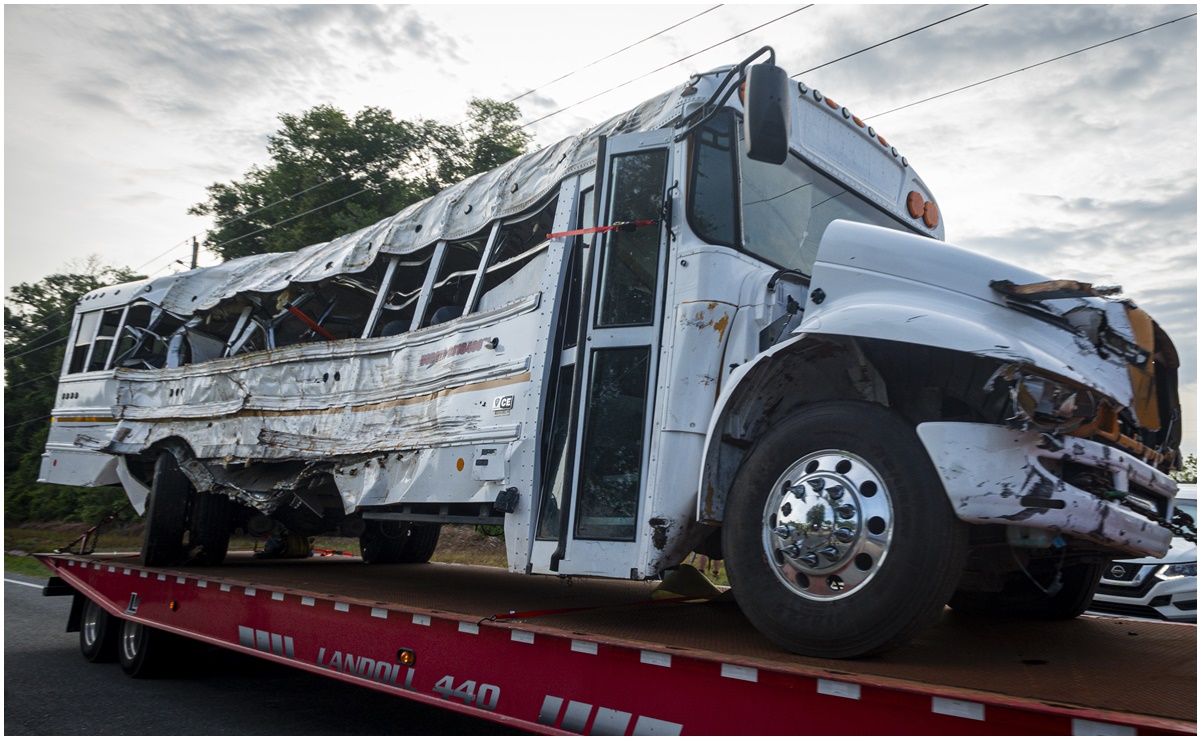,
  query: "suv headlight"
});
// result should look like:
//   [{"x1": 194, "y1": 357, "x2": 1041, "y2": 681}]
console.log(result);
[{"x1": 1158, "y1": 562, "x2": 1198, "y2": 580}]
